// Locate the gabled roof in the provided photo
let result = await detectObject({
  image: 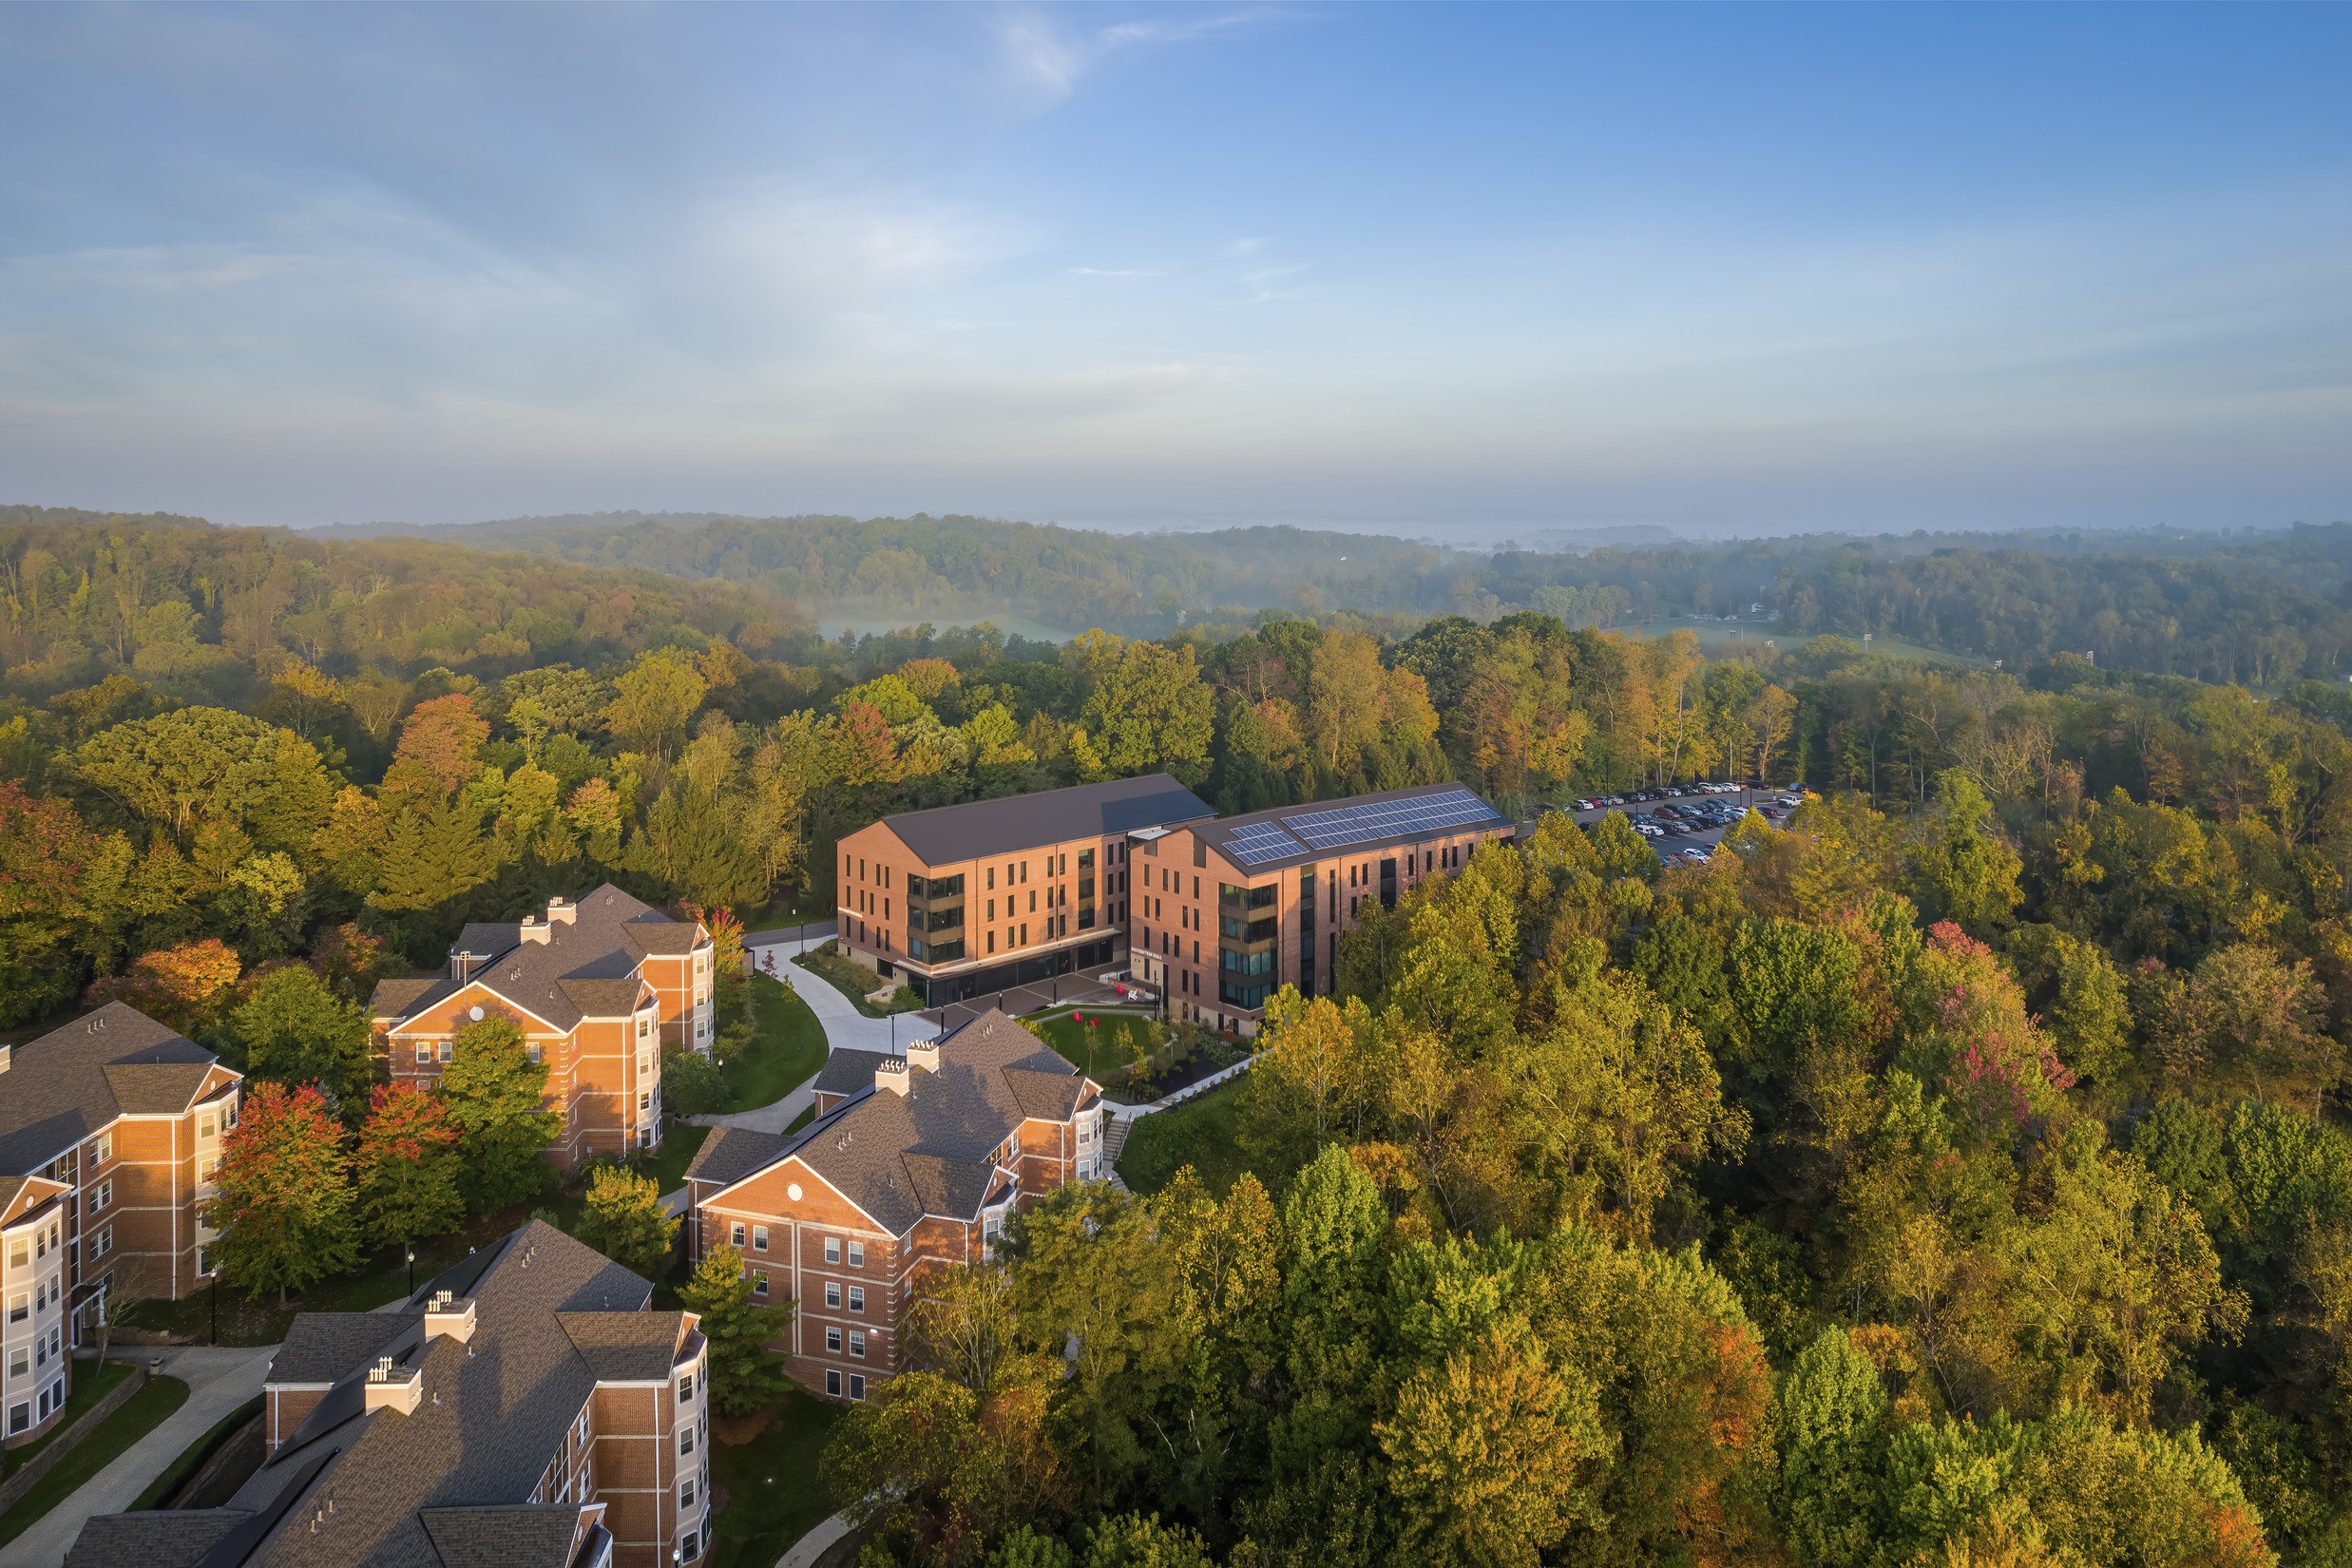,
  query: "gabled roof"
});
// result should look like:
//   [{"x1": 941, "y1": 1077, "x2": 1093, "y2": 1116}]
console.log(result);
[
  {"x1": 86, "y1": 1220, "x2": 658, "y2": 1568},
  {"x1": 681, "y1": 1125, "x2": 791, "y2": 1189},
  {"x1": 0, "y1": 1004, "x2": 229, "y2": 1176},
  {"x1": 554, "y1": 1311, "x2": 685, "y2": 1383},
  {"x1": 707, "y1": 1009, "x2": 1101, "y2": 1234},
  {"x1": 65, "y1": 1509, "x2": 255, "y2": 1568},
  {"x1": 872, "y1": 774, "x2": 1214, "y2": 866},
  {"x1": 0, "y1": 1175, "x2": 69, "y2": 1228},
  {"x1": 369, "y1": 884, "x2": 697, "y2": 1033}
]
